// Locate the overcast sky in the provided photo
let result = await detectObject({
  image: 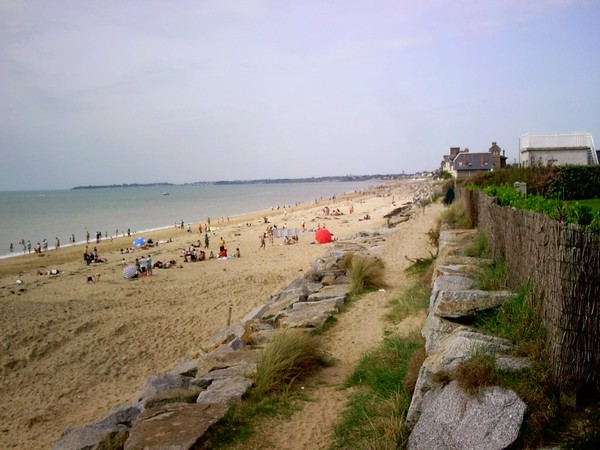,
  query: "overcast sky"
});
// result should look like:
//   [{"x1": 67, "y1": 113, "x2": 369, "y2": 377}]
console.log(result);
[{"x1": 1, "y1": 0, "x2": 599, "y2": 190}]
